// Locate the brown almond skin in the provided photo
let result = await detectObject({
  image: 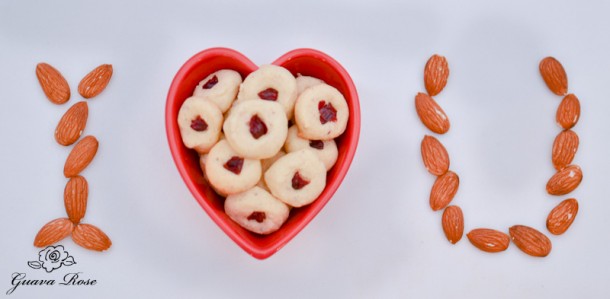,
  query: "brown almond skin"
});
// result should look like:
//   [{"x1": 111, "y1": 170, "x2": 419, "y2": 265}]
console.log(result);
[
  {"x1": 430, "y1": 171, "x2": 459, "y2": 211},
  {"x1": 467, "y1": 228, "x2": 510, "y2": 253},
  {"x1": 552, "y1": 130, "x2": 579, "y2": 170},
  {"x1": 546, "y1": 164, "x2": 583, "y2": 195},
  {"x1": 64, "y1": 136, "x2": 99, "y2": 178},
  {"x1": 415, "y1": 93, "x2": 450, "y2": 134},
  {"x1": 36, "y1": 63, "x2": 71, "y2": 104},
  {"x1": 34, "y1": 218, "x2": 73, "y2": 247},
  {"x1": 55, "y1": 101, "x2": 88, "y2": 146},
  {"x1": 539, "y1": 57, "x2": 568, "y2": 96},
  {"x1": 78, "y1": 64, "x2": 113, "y2": 99},
  {"x1": 442, "y1": 206, "x2": 464, "y2": 244},
  {"x1": 421, "y1": 135, "x2": 450, "y2": 176},
  {"x1": 509, "y1": 225, "x2": 552, "y2": 257},
  {"x1": 556, "y1": 94, "x2": 580, "y2": 129},
  {"x1": 424, "y1": 54, "x2": 449, "y2": 96},
  {"x1": 547, "y1": 198, "x2": 579, "y2": 235},
  {"x1": 72, "y1": 223, "x2": 112, "y2": 251},
  {"x1": 64, "y1": 176, "x2": 88, "y2": 224}
]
